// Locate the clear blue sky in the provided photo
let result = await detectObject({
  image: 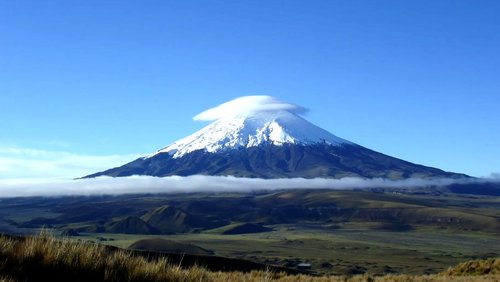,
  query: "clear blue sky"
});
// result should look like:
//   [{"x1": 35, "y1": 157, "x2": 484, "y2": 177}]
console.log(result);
[{"x1": 1, "y1": 1, "x2": 499, "y2": 178}]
